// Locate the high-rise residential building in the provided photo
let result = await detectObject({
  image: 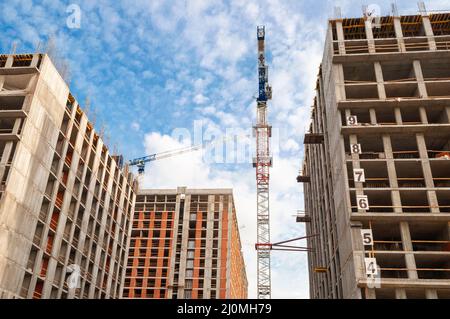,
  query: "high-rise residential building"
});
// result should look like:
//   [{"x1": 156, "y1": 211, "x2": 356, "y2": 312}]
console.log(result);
[
  {"x1": 299, "y1": 10, "x2": 450, "y2": 299},
  {"x1": 123, "y1": 187, "x2": 247, "y2": 299},
  {"x1": 0, "y1": 53, "x2": 136, "y2": 299}
]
